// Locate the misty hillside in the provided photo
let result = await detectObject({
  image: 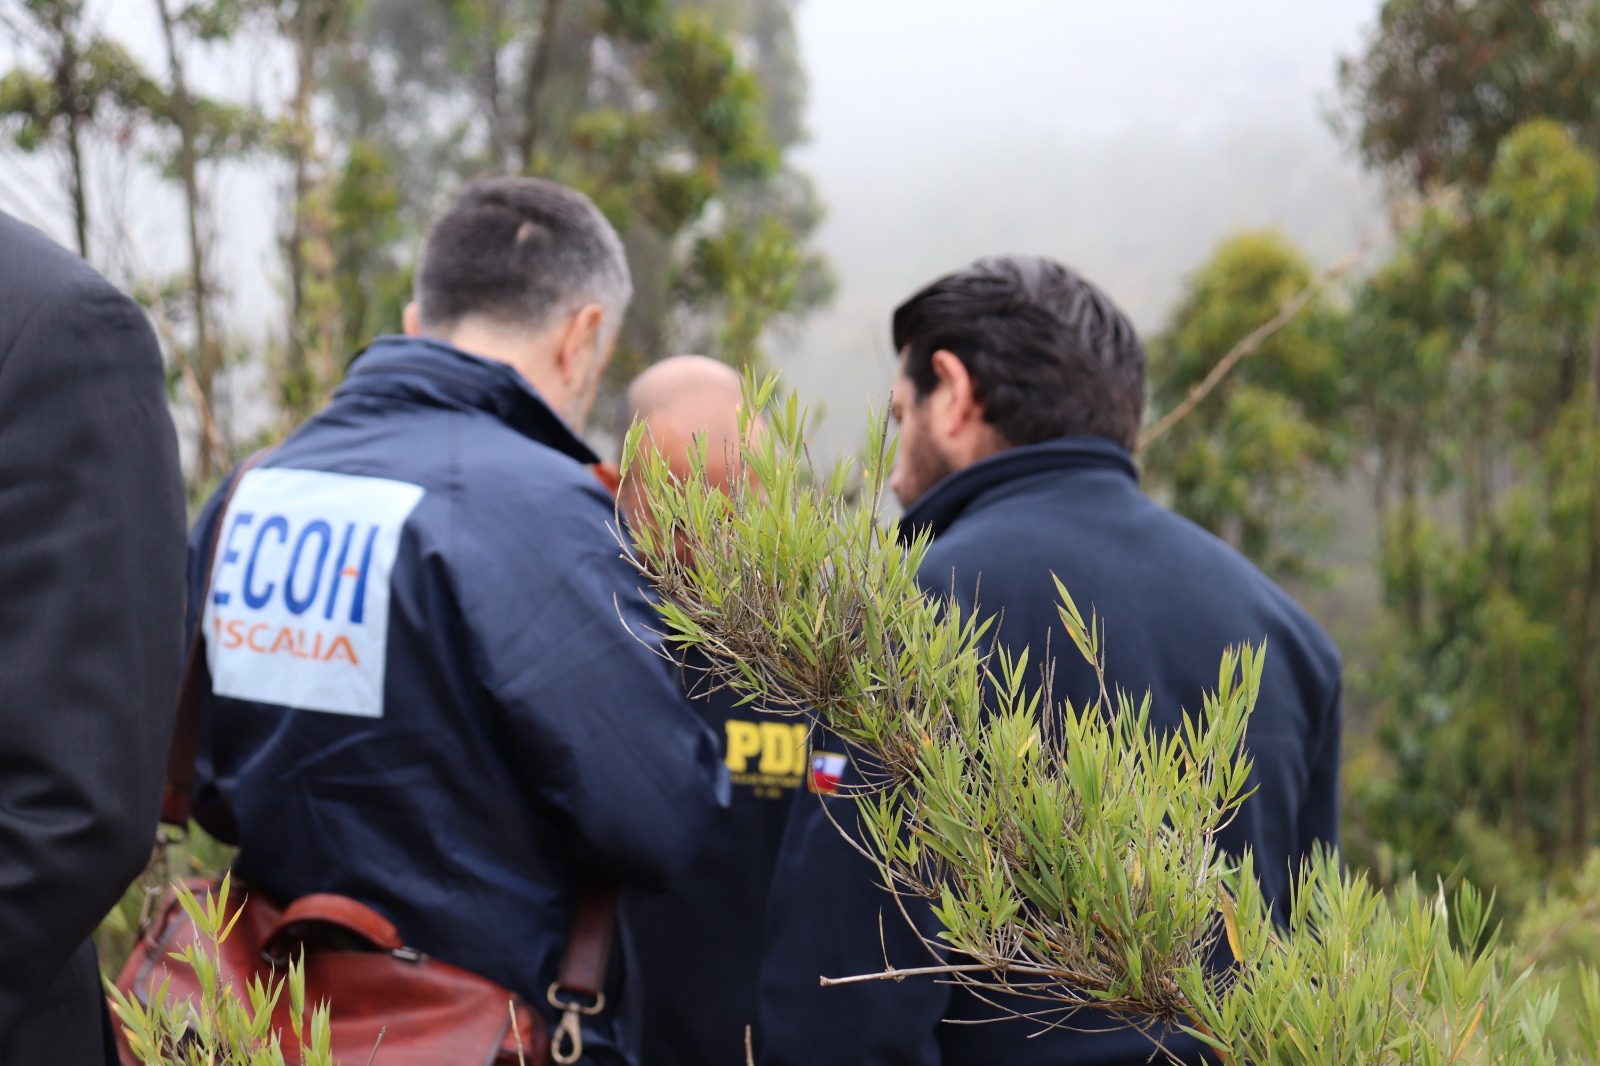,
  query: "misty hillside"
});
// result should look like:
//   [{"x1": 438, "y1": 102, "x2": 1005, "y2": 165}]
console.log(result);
[{"x1": 776, "y1": 118, "x2": 1381, "y2": 456}]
